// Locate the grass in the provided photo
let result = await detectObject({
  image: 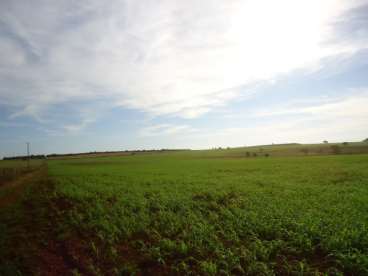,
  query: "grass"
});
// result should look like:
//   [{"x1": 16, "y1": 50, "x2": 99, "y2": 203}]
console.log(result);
[
  {"x1": 37, "y1": 151, "x2": 368, "y2": 275},
  {"x1": 0, "y1": 159, "x2": 44, "y2": 168},
  {"x1": 0, "y1": 160, "x2": 44, "y2": 186},
  {"x1": 1, "y1": 145, "x2": 368, "y2": 275}
]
